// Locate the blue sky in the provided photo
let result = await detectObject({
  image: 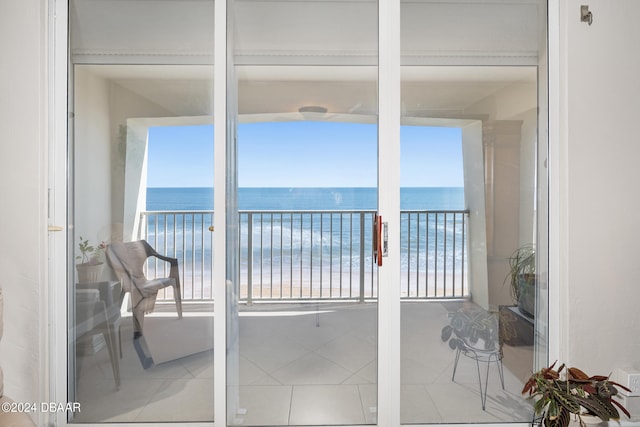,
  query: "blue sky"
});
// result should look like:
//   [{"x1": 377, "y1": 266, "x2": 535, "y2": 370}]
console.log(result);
[{"x1": 147, "y1": 122, "x2": 463, "y2": 188}]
